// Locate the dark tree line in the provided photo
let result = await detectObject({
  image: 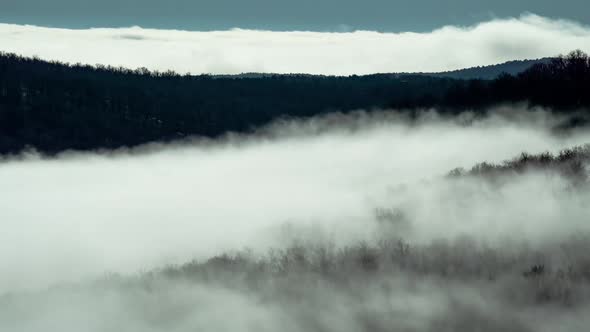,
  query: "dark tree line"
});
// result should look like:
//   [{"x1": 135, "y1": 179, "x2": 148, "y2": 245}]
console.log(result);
[
  {"x1": 0, "y1": 50, "x2": 588, "y2": 154},
  {"x1": 422, "y1": 50, "x2": 590, "y2": 110},
  {"x1": 448, "y1": 144, "x2": 590, "y2": 183}
]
